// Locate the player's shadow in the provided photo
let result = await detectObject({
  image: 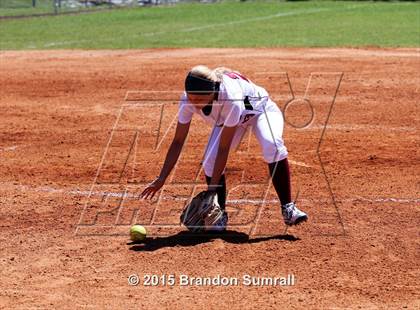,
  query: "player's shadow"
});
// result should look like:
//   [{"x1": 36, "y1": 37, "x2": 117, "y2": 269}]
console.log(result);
[{"x1": 128, "y1": 230, "x2": 299, "y2": 252}]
